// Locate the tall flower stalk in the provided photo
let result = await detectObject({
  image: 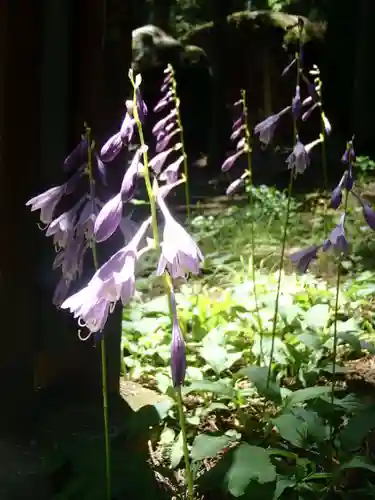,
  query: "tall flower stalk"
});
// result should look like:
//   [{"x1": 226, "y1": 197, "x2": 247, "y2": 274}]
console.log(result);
[
  {"x1": 266, "y1": 19, "x2": 304, "y2": 388},
  {"x1": 85, "y1": 126, "x2": 111, "y2": 500},
  {"x1": 131, "y1": 71, "x2": 195, "y2": 499},
  {"x1": 153, "y1": 64, "x2": 191, "y2": 224}
]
